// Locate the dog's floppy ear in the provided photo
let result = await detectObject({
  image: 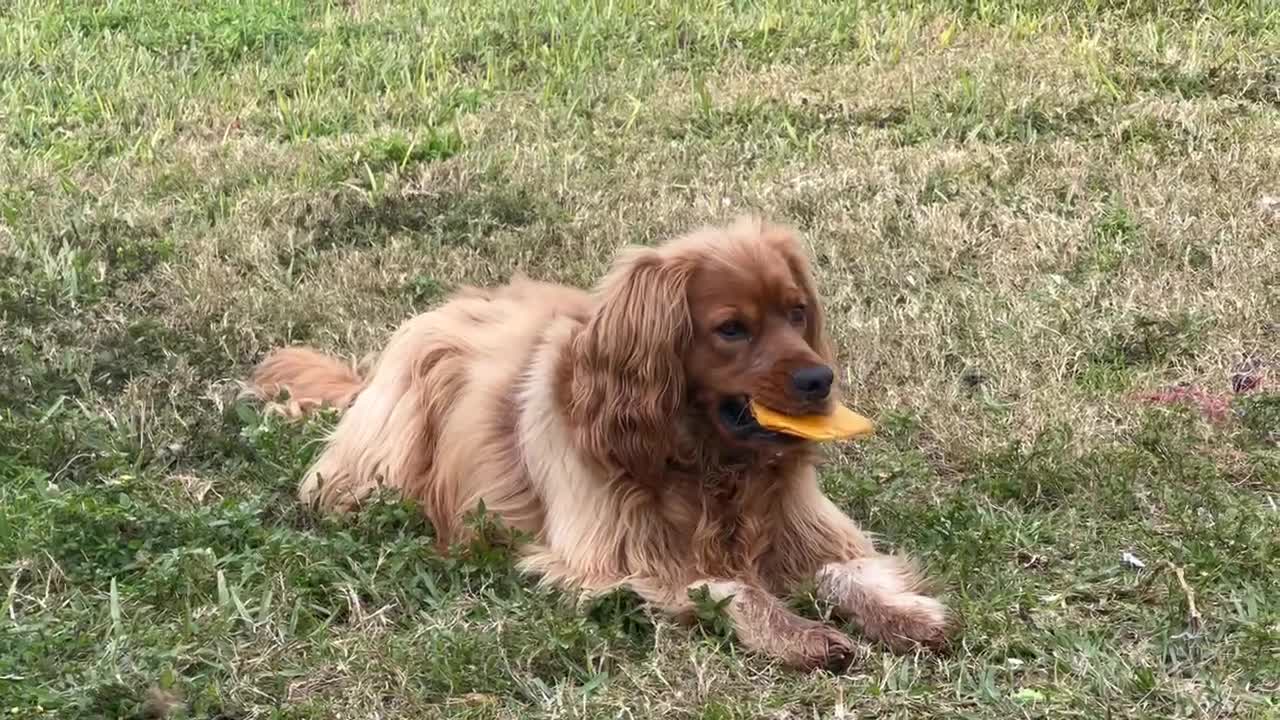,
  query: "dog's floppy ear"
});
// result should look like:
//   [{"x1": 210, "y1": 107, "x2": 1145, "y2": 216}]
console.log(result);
[{"x1": 569, "y1": 247, "x2": 692, "y2": 478}]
